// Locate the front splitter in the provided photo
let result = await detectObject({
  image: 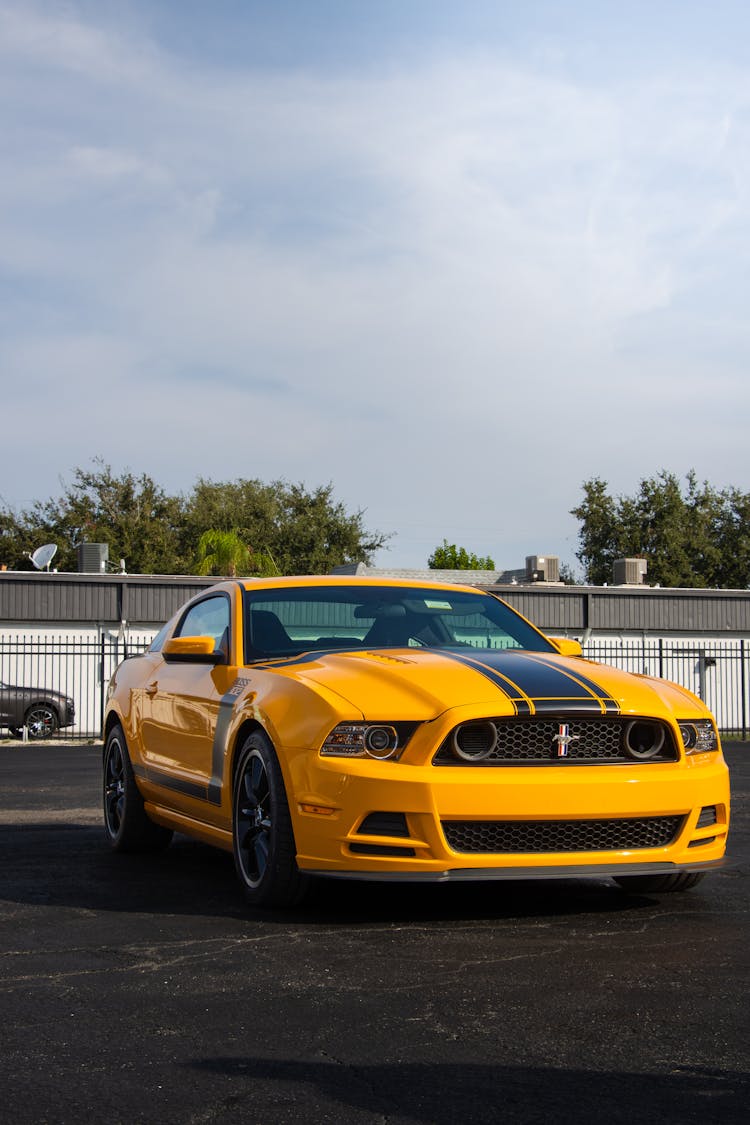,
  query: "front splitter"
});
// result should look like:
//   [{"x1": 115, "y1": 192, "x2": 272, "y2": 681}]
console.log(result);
[{"x1": 305, "y1": 857, "x2": 728, "y2": 882}]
